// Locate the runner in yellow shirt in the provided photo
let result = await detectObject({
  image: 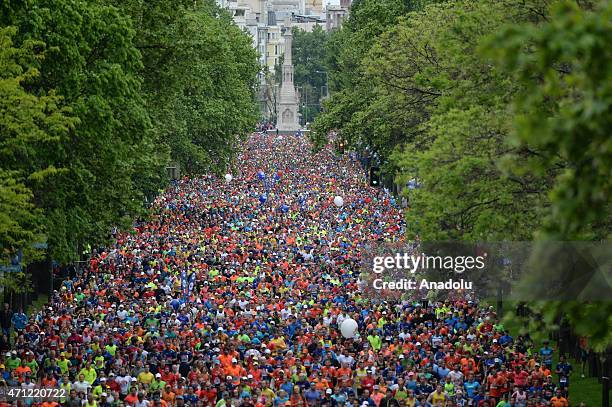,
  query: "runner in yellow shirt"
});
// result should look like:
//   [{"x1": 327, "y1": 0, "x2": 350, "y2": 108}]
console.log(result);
[{"x1": 137, "y1": 366, "x2": 155, "y2": 385}]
